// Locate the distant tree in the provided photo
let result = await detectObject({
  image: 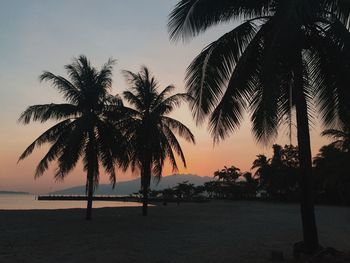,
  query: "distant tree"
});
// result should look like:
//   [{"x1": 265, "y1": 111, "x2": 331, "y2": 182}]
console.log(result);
[
  {"x1": 270, "y1": 144, "x2": 300, "y2": 200},
  {"x1": 149, "y1": 189, "x2": 161, "y2": 199},
  {"x1": 212, "y1": 164, "x2": 248, "y2": 199},
  {"x1": 241, "y1": 172, "x2": 258, "y2": 199},
  {"x1": 121, "y1": 67, "x2": 195, "y2": 216},
  {"x1": 162, "y1": 187, "x2": 176, "y2": 201},
  {"x1": 194, "y1": 185, "x2": 206, "y2": 196},
  {"x1": 203, "y1": 181, "x2": 220, "y2": 198},
  {"x1": 253, "y1": 145, "x2": 299, "y2": 200},
  {"x1": 214, "y1": 165, "x2": 240, "y2": 182},
  {"x1": 174, "y1": 181, "x2": 196, "y2": 200},
  {"x1": 18, "y1": 56, "x2": 127, "y2": 220},
  {"x1": 252, "y1": 154, "x2": 271, "y2": 191},
  {"x1": 314, "y1": 144, "x2": 350, "y2": 204}
]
